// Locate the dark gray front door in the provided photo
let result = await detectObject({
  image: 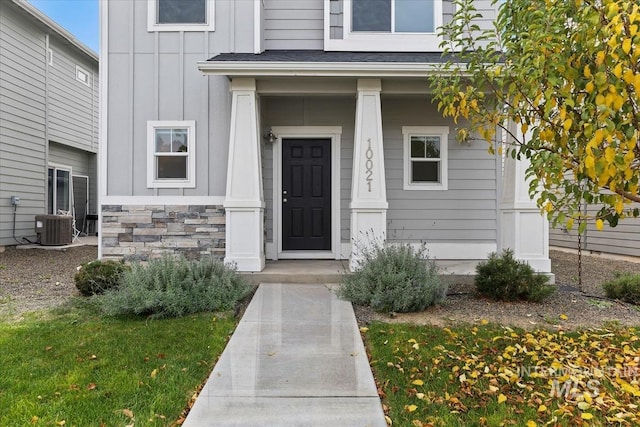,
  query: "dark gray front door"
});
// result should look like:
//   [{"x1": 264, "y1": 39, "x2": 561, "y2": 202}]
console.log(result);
[{"x1": 282, "y1": 138, "x2": 331, "y2": 251}]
